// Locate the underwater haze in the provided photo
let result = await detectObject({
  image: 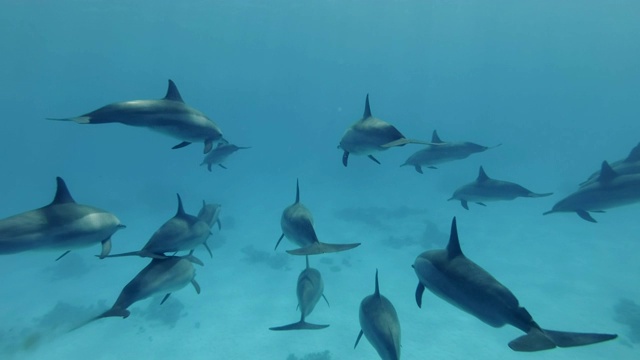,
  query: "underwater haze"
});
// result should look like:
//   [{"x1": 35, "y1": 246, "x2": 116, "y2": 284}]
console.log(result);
[{"x1": 1, "y1": 0, "x2": 639, "y2": 359}]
